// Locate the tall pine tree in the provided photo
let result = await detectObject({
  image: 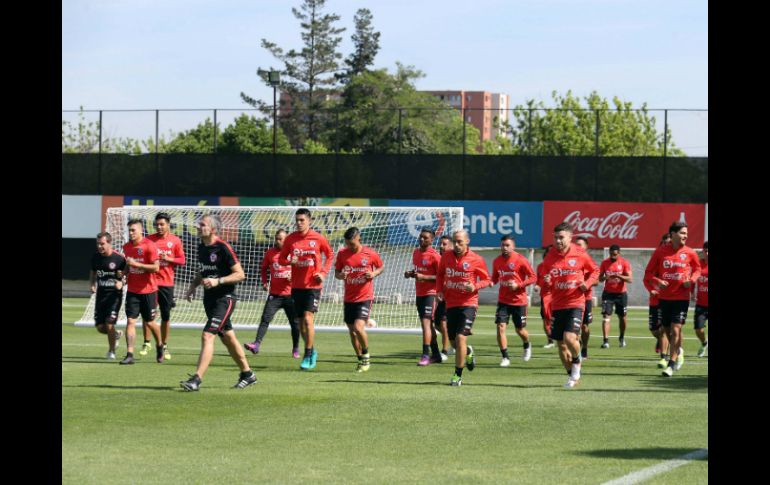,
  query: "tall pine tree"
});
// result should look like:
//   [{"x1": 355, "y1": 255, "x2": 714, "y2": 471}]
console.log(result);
[{"x1": 336, "y1": 8, "x2": 380, "y2": 84}]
